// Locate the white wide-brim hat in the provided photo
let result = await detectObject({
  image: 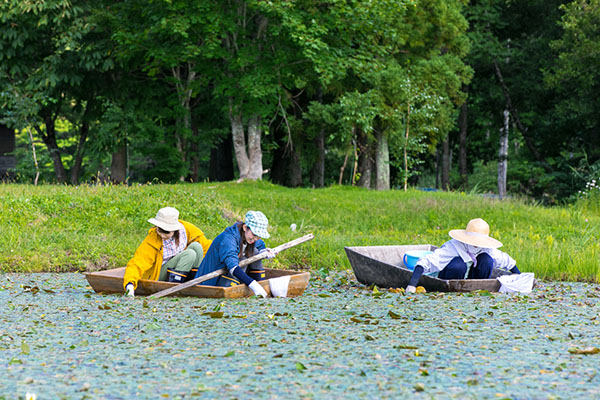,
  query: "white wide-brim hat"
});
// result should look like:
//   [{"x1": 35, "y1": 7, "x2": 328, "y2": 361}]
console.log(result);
[
  {"x1": 245, "y1": 210, "x2": 270, "y2": 239},
  {"x1": 448, "y1": 218, "x2": 502, "y2": 248},
  {"x1": 148, "y1": 207, "x2": 184, "y2": 232}
]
